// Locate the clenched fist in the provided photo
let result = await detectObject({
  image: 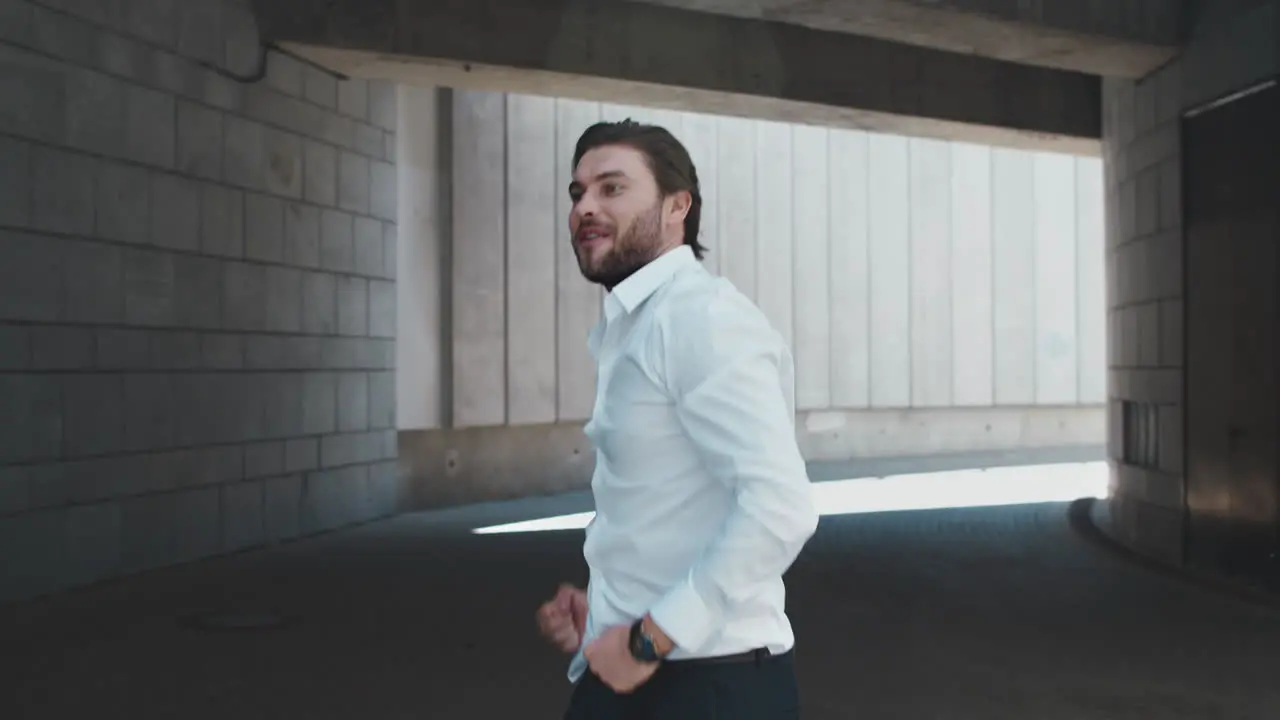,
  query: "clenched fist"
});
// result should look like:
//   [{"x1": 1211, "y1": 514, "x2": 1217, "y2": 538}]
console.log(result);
[{"x1": 536, "y1": 583, "x2": 589, "y2": 653}]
